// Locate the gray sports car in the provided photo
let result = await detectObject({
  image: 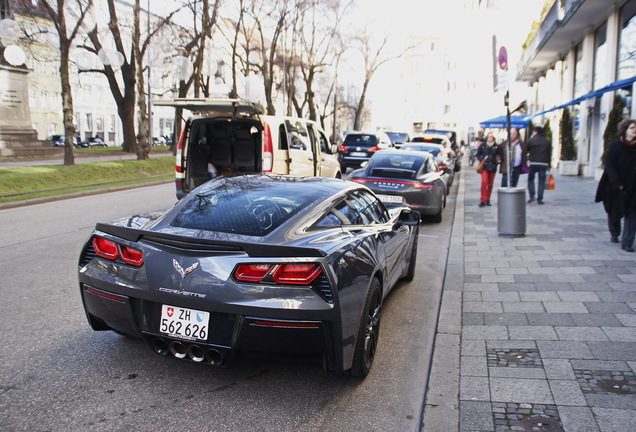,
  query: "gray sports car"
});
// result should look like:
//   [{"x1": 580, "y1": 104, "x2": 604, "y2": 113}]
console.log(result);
[{"x1": 78, "y1": 175, "x2": 420, "y2": 377}]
